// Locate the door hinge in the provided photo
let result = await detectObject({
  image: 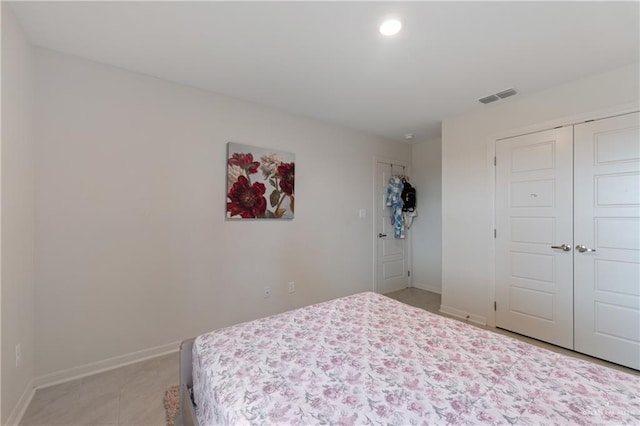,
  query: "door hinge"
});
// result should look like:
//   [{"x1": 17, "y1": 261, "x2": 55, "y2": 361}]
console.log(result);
[
  {"x1": 408, "y1": 270, "x2": 411, "y2": 277},
  {"x1": 494, "y1": 229, "x2": 497, "y2": 238},
  {"x1": 493, "y1": 156, "x2": 496, "y2": 166},
  {"x1": 494, "y1": 301, "x2": 497, "y2": 311}
]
